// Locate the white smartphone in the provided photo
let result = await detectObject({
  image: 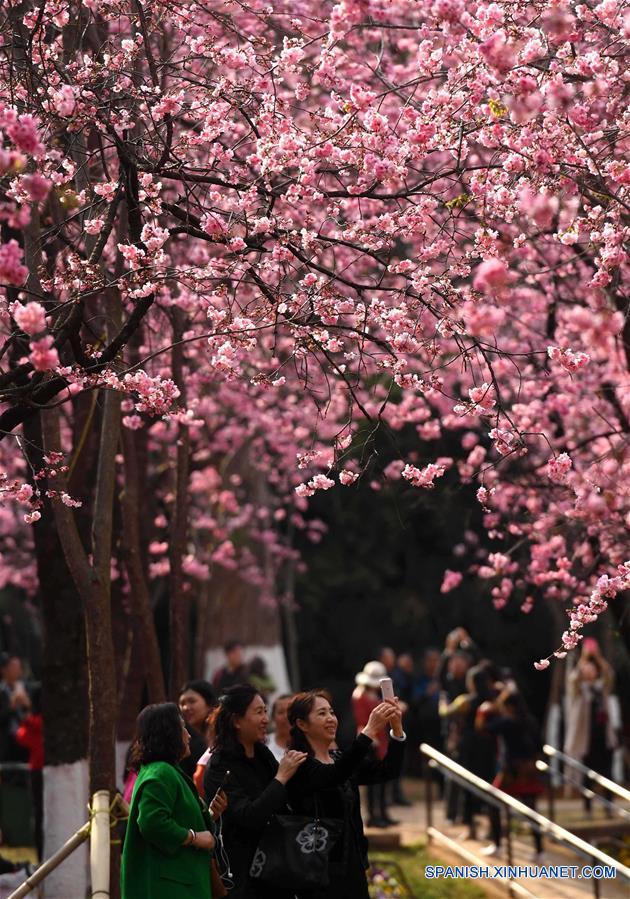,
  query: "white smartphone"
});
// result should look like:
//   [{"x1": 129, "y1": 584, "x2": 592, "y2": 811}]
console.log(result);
[{"x1": 379, "y1": 677, "x2": 395, "y2": 701}]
